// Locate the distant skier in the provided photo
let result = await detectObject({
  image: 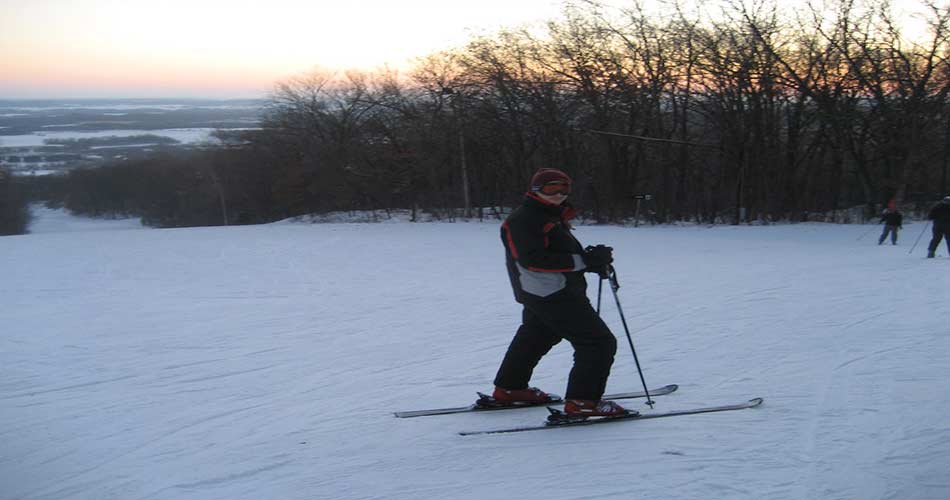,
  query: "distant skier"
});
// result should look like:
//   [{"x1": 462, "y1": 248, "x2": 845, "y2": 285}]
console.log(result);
[
  {"x1": 490, "y1": 168, "x2": 628, "y2": 418},
  {"x1": 878, "y1": 208, "x2": 903, "y2": 245},
  {"x1": 926, "y1": 196, "x2": 950, "y2": 258}
]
